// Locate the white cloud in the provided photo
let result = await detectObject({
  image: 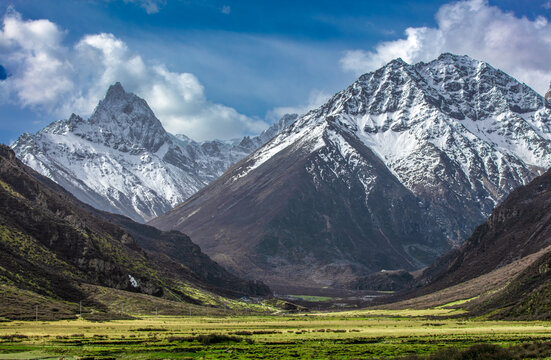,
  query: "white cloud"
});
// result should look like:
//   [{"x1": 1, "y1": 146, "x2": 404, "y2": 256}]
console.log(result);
[
  {"x1": 544, "y1": 1, "x2": 551, "y2": 10},
  {"x1": 267, "y1": 89, "x2": 332, "y2": 121},
  {"x1": 340, "y1": 0, "x2": 551, "y2": 94},
  {"x1": 0, "y1": 10, "x2": 268, "y2": 141},
  {"x1": 146, "y1": 65, "x2": 267, "y2": 139},
  {"x1": 0, "y1": 8, "x2": 74, "y2": 110}
]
